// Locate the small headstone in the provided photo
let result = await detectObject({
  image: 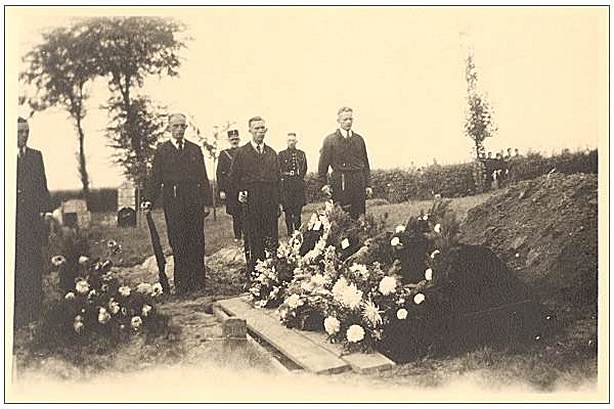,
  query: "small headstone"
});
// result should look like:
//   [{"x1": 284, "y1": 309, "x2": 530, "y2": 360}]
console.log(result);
[
  {"x1": 117, "y1": 180, "x2": 137, "y2": 227},
  {"x1": 62, "y1": 199, "x2": 90, "y2": 229},
  {"x1": 223, "y1": 317, "x2": 247, "y2": 339}
]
